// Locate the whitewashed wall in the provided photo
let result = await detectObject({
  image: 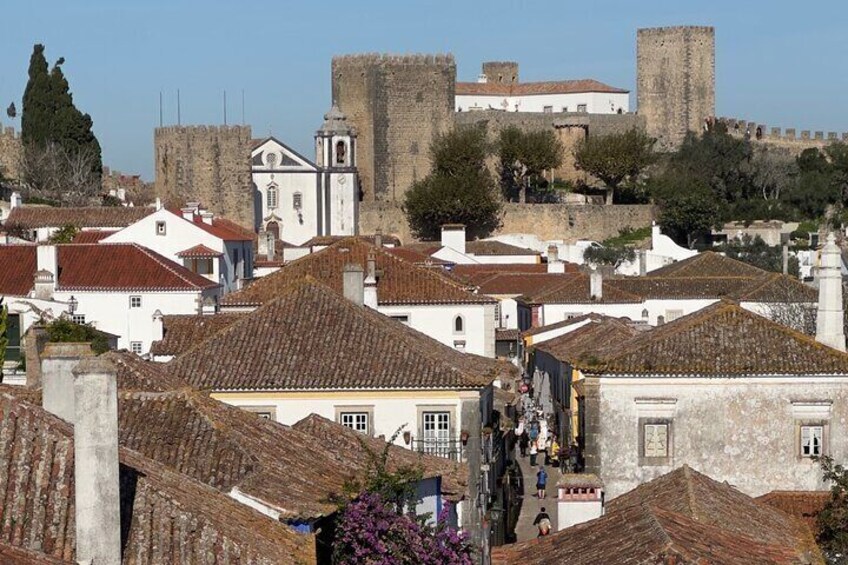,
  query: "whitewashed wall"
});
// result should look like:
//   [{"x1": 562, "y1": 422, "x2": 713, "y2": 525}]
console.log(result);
[
  {"x1": 378, "y1": 303, "x2": 496, "y2": 358},
  {"x1": 455, "y1": 92, "x2": 629, "y2": 114}
]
